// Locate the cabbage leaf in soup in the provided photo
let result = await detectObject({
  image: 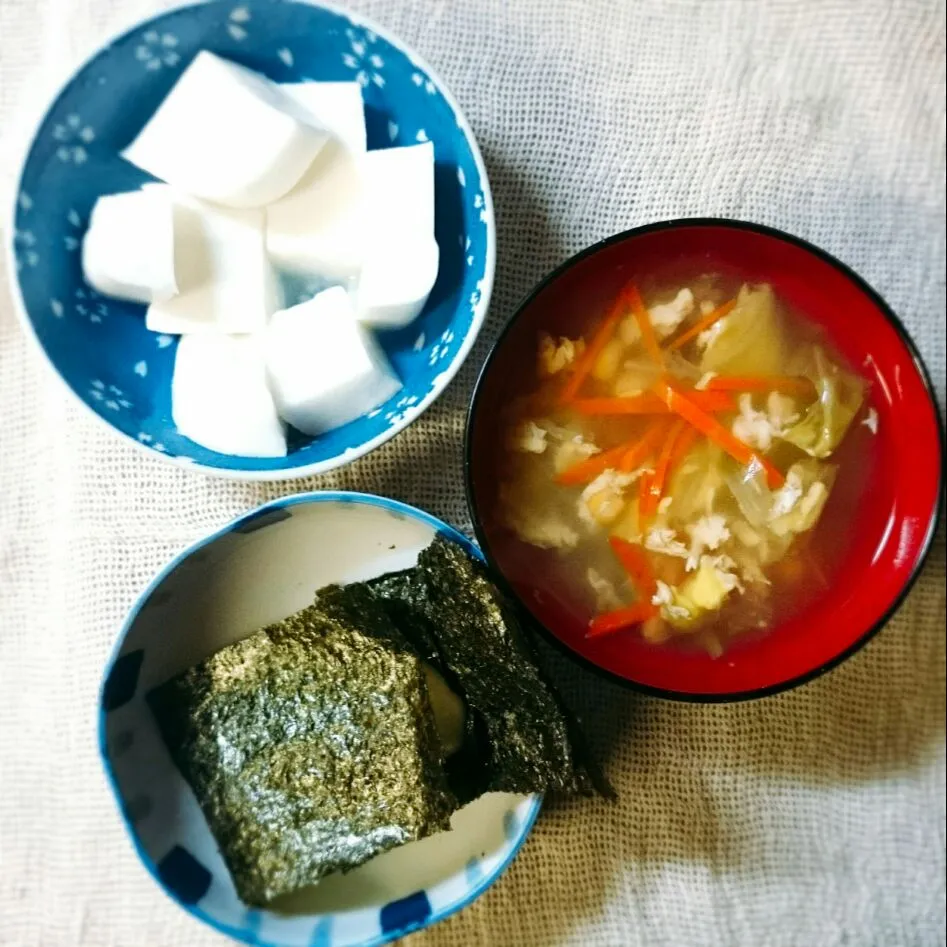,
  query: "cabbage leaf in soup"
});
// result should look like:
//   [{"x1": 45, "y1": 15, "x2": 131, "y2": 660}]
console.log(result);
[
  {"x1": 700, "y1": 284, "x2": 786, "y2": 376},
  {"x1": 664, "y1": 441, "x2": 728, "y2": 524},
  {"x1": 782, "y1": 347, "x2": 865, "y2": 458},
  {"x1": 767, "y1": 459, "x2": 837, "y2": 537}
]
